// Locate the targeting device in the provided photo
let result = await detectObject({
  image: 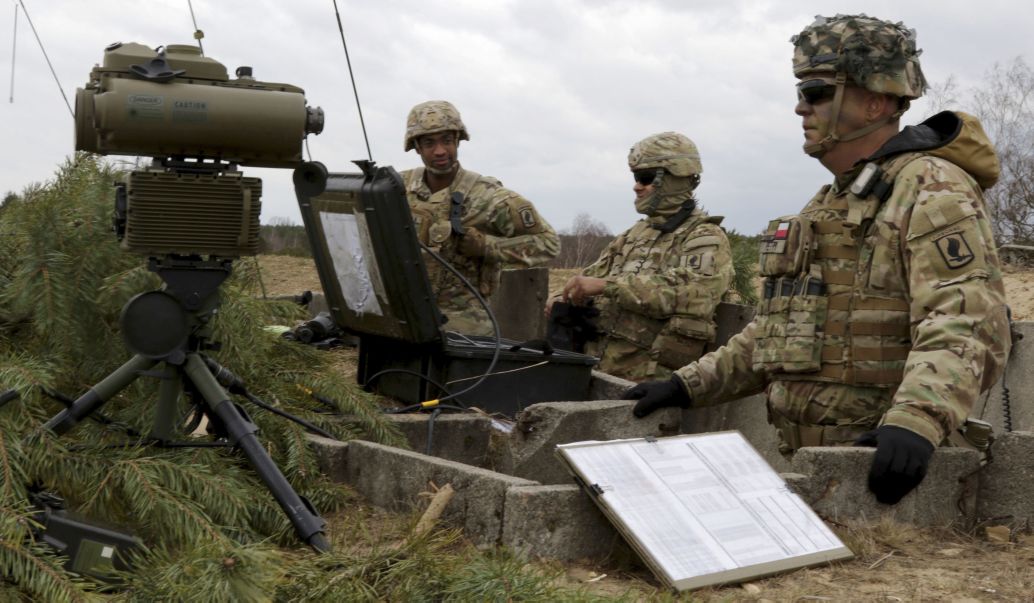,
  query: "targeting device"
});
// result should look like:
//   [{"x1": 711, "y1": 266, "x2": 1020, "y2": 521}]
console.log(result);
[
  {"x1": 75, "y1": 42, "x2": 323, "y2": 258},
  {"x1": 35, "y1": 43, "x2": 332, "y2": 556}
]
